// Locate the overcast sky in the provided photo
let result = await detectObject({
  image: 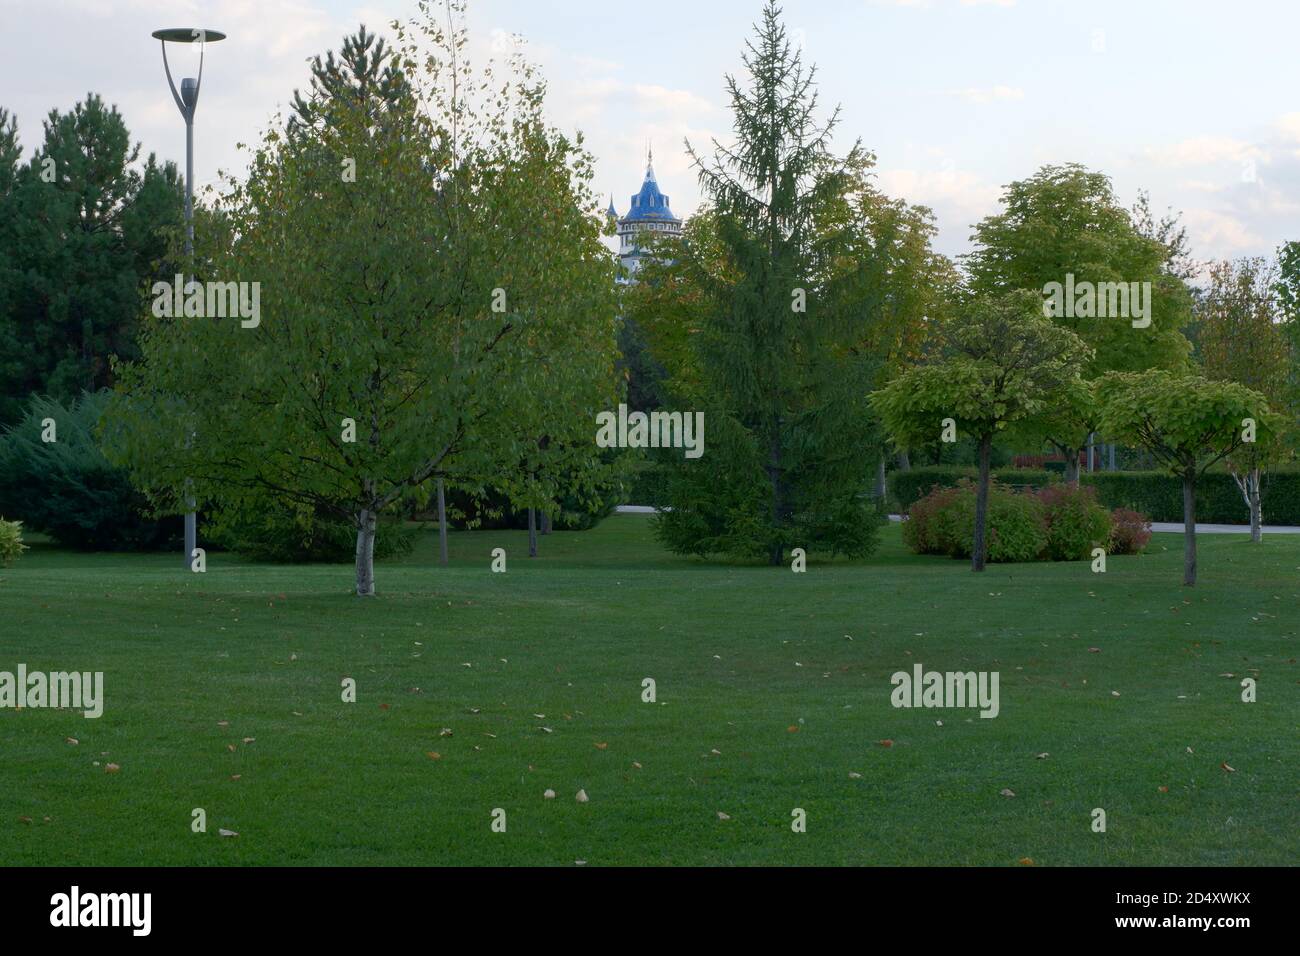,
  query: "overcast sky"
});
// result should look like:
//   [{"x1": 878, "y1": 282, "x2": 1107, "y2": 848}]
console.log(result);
[{"x1": 3, "y1": 0, "x2": 1298, "y2": 265}]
